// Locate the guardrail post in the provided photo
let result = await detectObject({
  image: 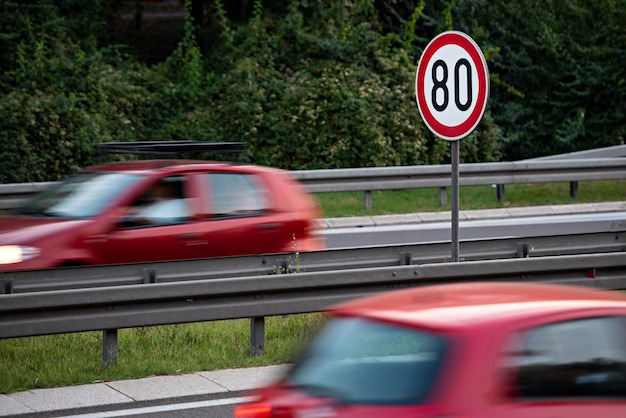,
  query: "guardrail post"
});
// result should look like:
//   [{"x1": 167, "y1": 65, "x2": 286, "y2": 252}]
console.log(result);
[
  {"x1": 496, "y1": 184, "x2": 505, "y2": 201},
  {"x1": 102, "y1": 329, "x2": 118, "y2": 367},
  {"x1": 570, "y1": 181, "x2": 579, "y2": 198},
  {"x1": 517, "y1": 242, "x2": 531, "y2": 258},
  {"x1": 142, "y1": 268, "x2": 157, "y2": 284},
  {"x1": 438, "y1": 187, "x2": 447, "y2": 206},
  {"x1": 2, "y1": 278, "x2": 12, "y2": 294},
  {"x1": 363, "y1": 191, "x2": 372, "y2": 210},
  {"x1": 250, "y1": 316, "x2": 265, "y2": 356}
]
